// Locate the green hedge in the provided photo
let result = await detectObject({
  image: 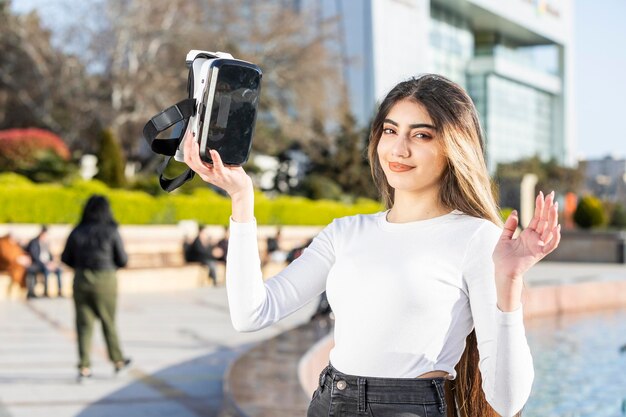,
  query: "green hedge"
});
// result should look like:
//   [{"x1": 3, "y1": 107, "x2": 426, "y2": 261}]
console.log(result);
[
  {"x1": 0, "y1": 173, "x2": 515, "y2": 226},
  {"x1": 0, "y1": 173, "x2": 383, "y2": 225}
]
